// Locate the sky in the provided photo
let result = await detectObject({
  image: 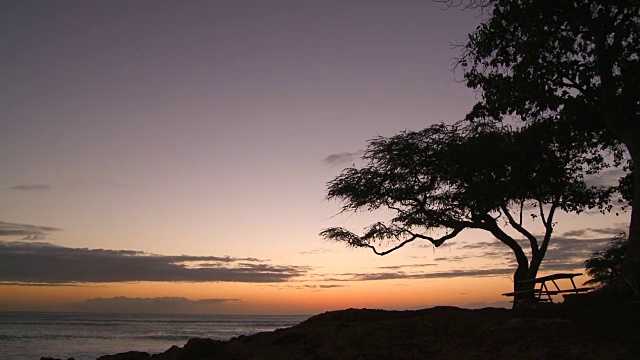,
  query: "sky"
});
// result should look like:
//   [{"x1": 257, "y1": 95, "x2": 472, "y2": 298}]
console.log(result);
[{"x1": 0, "y1": 0, "x2": 629, "y2": 314}]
